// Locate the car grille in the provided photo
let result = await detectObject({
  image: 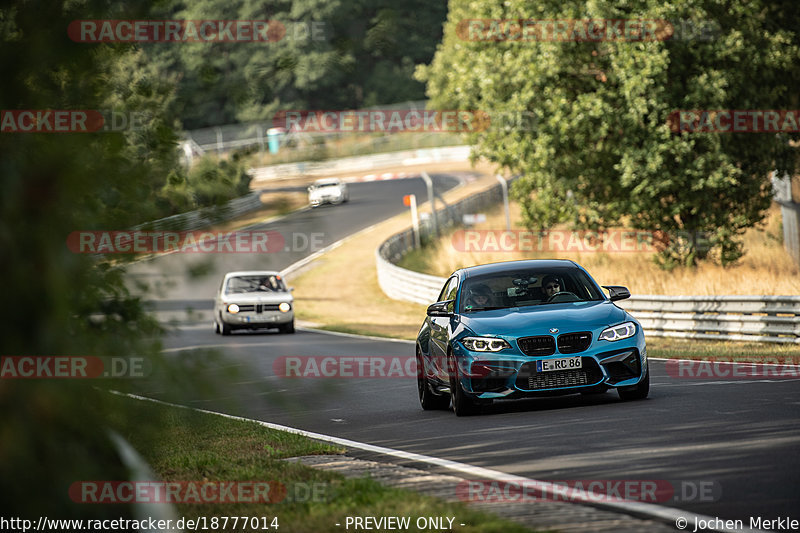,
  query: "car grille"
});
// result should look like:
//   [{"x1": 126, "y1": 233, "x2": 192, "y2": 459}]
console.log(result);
[
  {"x1": 234, "y1": 304, "x2": 282, "y2": 313},
  {"x1": 515, "y1": 358, "x2": 604, "y2": 391},
  {"x1": 557, "y1": 332, "x2": 592, "y2": 354},
  {"x1": 518, "y1": 336, "x2": 556, "y2": 356}
]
